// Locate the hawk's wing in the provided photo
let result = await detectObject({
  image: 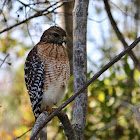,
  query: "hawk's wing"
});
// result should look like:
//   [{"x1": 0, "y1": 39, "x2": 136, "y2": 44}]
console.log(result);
[{"x1": 24, "y1": 46, "x2": 44, "y2": 119}]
